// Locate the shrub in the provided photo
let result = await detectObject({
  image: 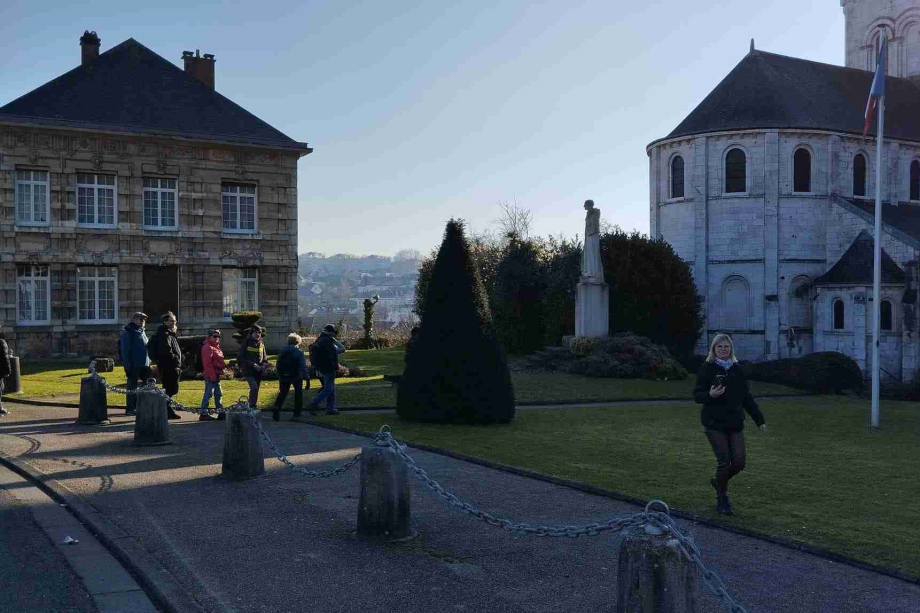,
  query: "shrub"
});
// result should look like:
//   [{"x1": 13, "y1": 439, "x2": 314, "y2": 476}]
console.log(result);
[
  {"x1": 398, "y1": 219, "x2": 516, "y2": 423},
  {"x1": 565, "y1": 333, "x2": 689, "y2": 380},
  {"x1": 741, "y1": 352, "x2": 864, "y2": 394},
  {"x1": 491, "y1": 237, "x2": 547, "y2": 355},
  {"x1": 601, "y1": 229, "x2": 703, "y2": 361}
]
